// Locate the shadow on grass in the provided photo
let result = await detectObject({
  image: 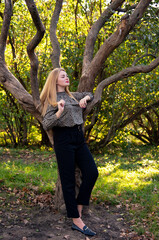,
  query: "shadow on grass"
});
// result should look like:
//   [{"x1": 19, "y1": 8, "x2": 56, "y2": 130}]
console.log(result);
[{"x1": 93, "y1": 144, "x2": 159, "y2": 238}]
